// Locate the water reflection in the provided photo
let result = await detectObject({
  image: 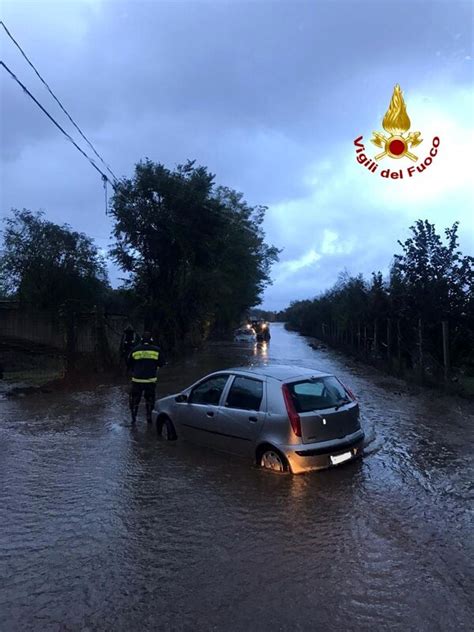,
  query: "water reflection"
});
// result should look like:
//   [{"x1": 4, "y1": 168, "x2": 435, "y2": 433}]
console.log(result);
[
  {"x1": 1, "y1": 323, "x2": 472, "y2": 631},
  {"x1": 252, "y1": 341, "x2": 269, "y2": 358}
]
